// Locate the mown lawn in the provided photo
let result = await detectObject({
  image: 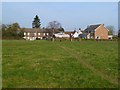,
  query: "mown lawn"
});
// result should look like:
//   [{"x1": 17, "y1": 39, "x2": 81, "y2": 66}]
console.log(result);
[{"x1": 2, "y1": 40, "x2": 118, "y2": 88}]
